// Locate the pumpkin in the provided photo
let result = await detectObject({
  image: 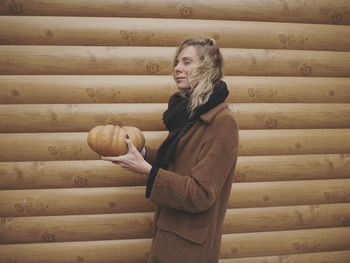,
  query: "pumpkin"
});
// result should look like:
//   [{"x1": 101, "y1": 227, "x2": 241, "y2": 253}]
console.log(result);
[{"x1": 87, "y1": 124, "x2": 145, "y2": 156}]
